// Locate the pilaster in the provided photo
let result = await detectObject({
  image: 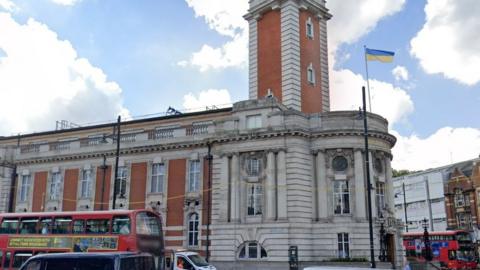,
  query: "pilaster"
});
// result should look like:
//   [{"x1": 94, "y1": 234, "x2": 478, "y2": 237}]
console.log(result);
[
  {"x1": 354, "y1": 149, "x2": 366, "y2": 219},
  {"x1": 277, "y1": 150, "x2": 288, "y2": 220}
]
